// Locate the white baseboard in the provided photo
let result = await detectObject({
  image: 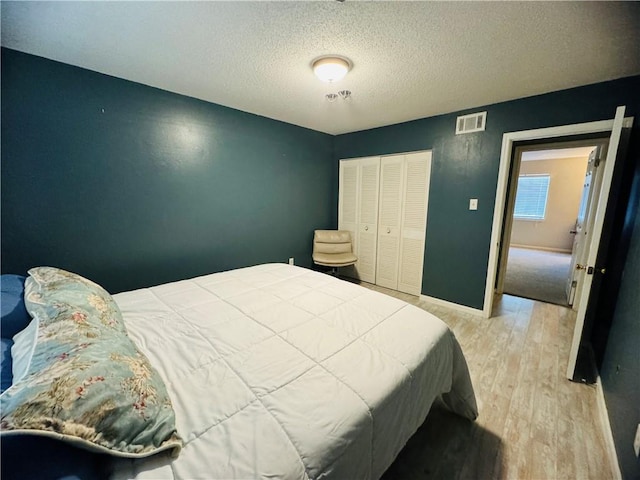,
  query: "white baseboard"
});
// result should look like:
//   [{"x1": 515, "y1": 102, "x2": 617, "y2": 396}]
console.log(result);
[
  {"x1": 510, "y1": 243, "x2": 572, "y2": 253},
  {"x1": 596, "y1": 375, "x2": 622, "y2": 480},
  {"x1": 420, "y1": 294, "x2": 485, "y2": 317}
]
